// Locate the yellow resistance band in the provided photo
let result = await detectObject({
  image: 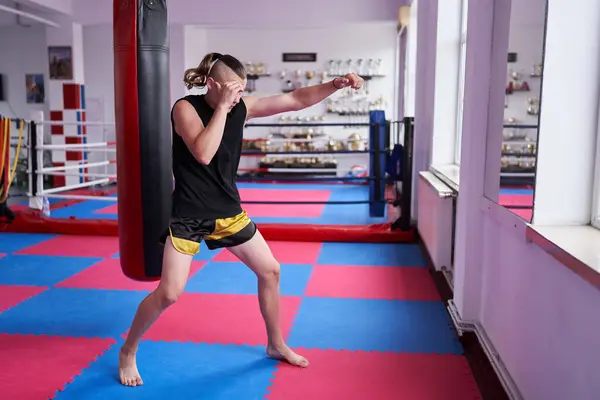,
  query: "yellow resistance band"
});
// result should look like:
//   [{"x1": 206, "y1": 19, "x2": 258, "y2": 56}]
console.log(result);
[
  {"x1": 0, "y1": 119, "x2": 9, "y2": 195},
  {"x1": 0, "y1": 119, "x2": 25, "y2": 202}
]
